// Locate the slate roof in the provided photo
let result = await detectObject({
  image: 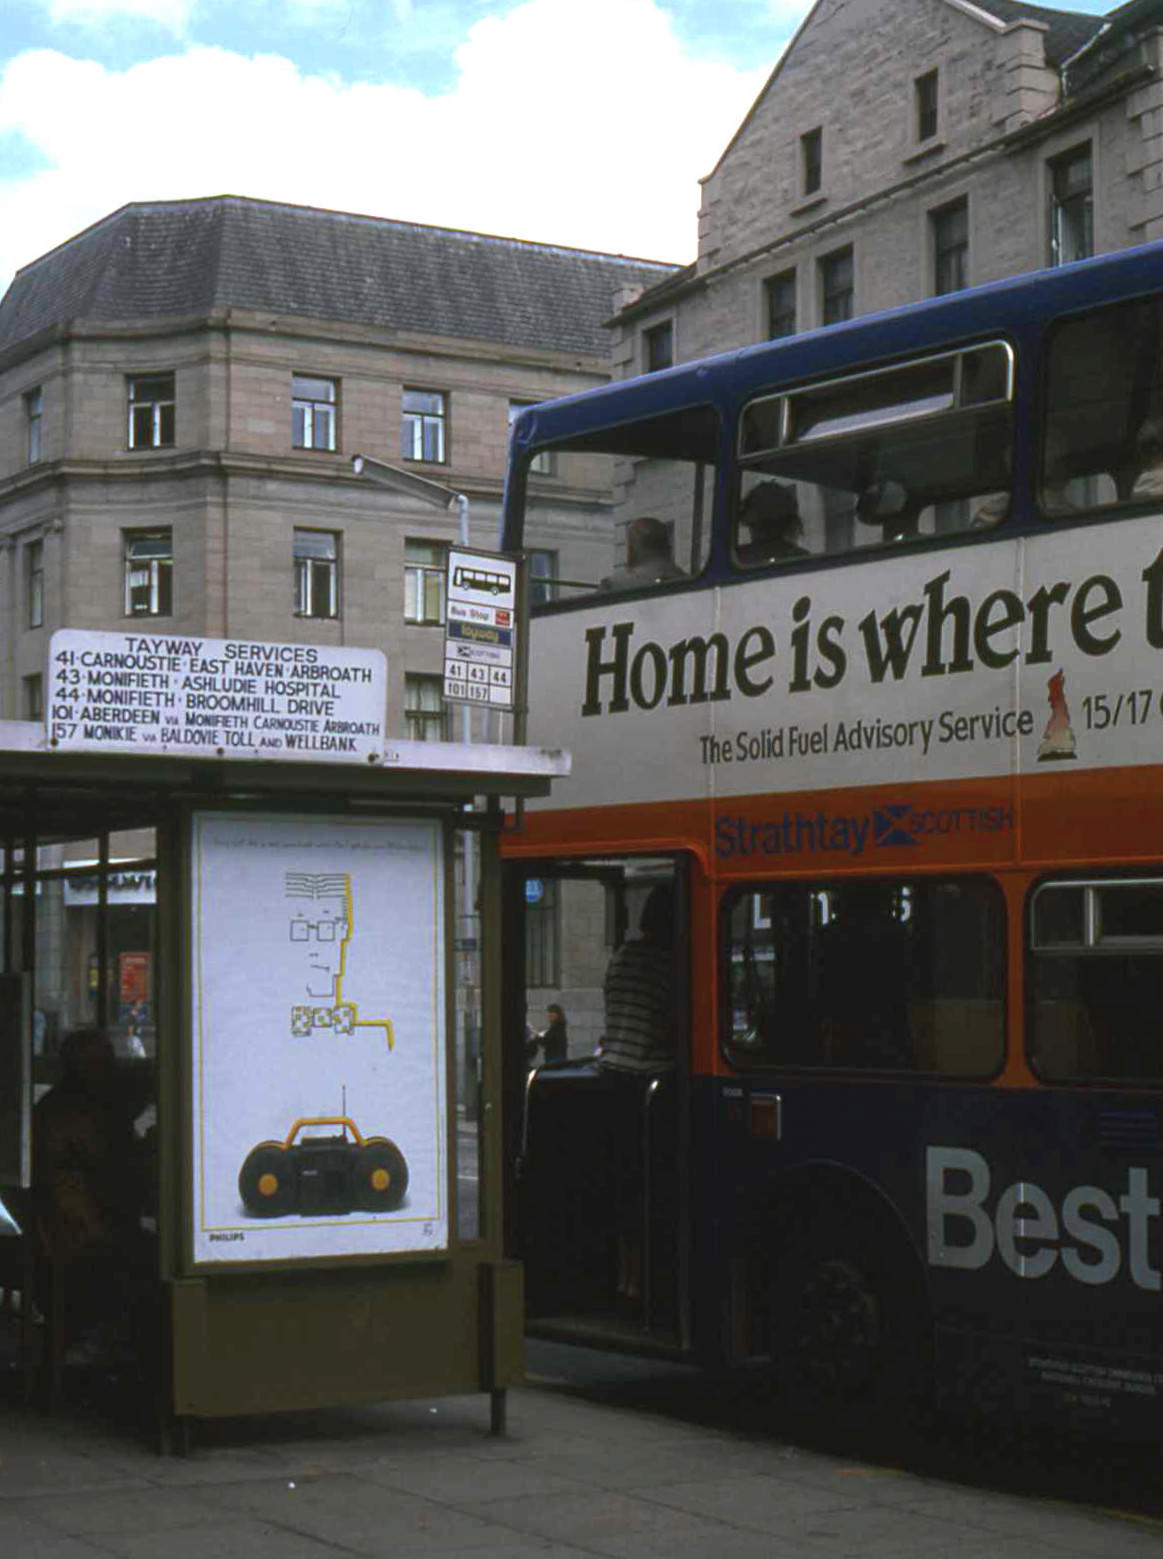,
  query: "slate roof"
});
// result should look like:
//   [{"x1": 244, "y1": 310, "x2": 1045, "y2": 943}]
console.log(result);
[
  {"x1": 974, "y1": 0, "x2": 1106, "y2": 67},
  {"x1": 0, "y1": 196, "x2": 676, "y2": 358}
]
